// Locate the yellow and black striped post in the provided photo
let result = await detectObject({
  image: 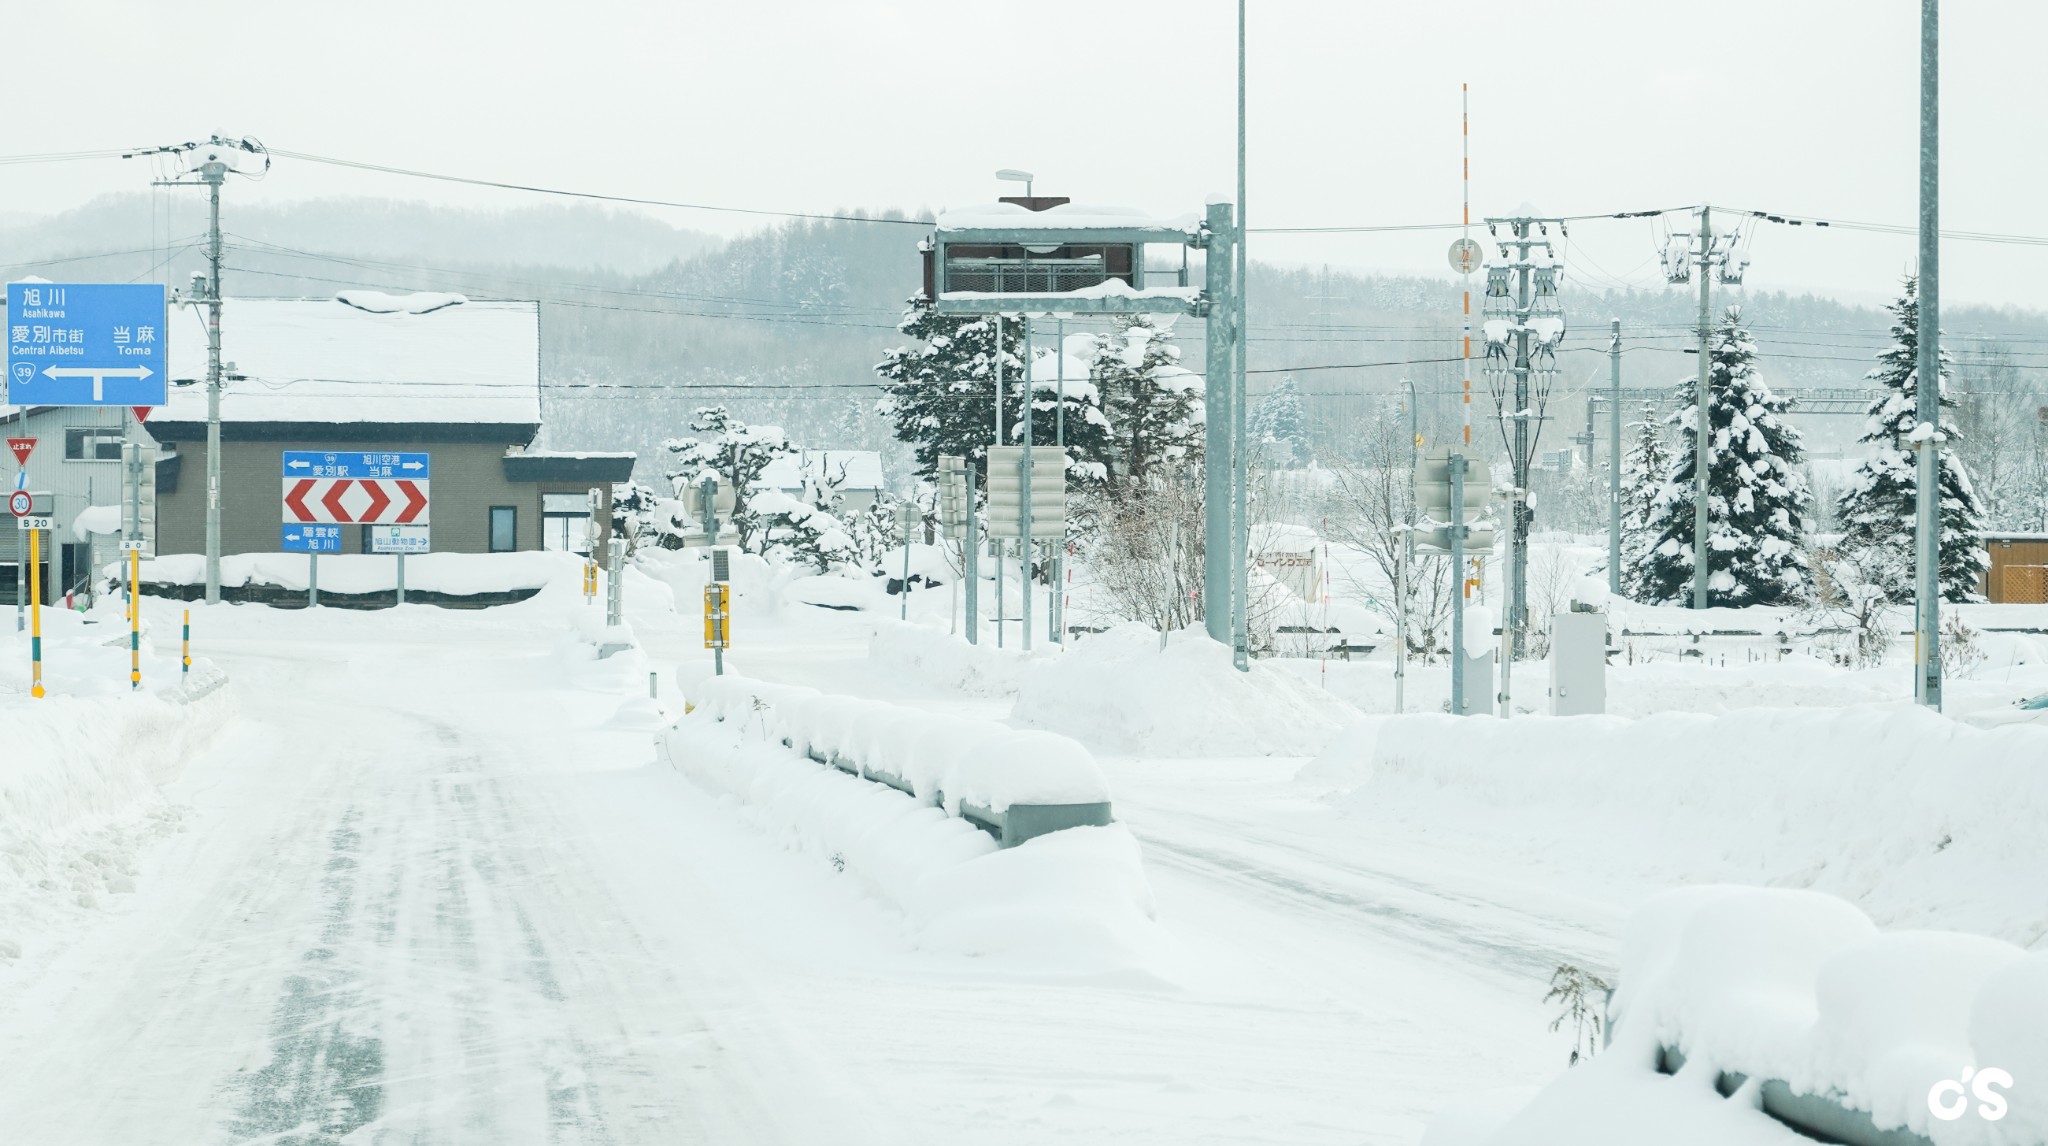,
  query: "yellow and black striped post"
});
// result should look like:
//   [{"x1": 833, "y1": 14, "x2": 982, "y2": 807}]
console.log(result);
[
  {"x1": 129, "y1": 547, "x2": 141, "y2": 690},
  {"x1": 28, "y1": 524, "x2": 43, "y2": 699}
]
